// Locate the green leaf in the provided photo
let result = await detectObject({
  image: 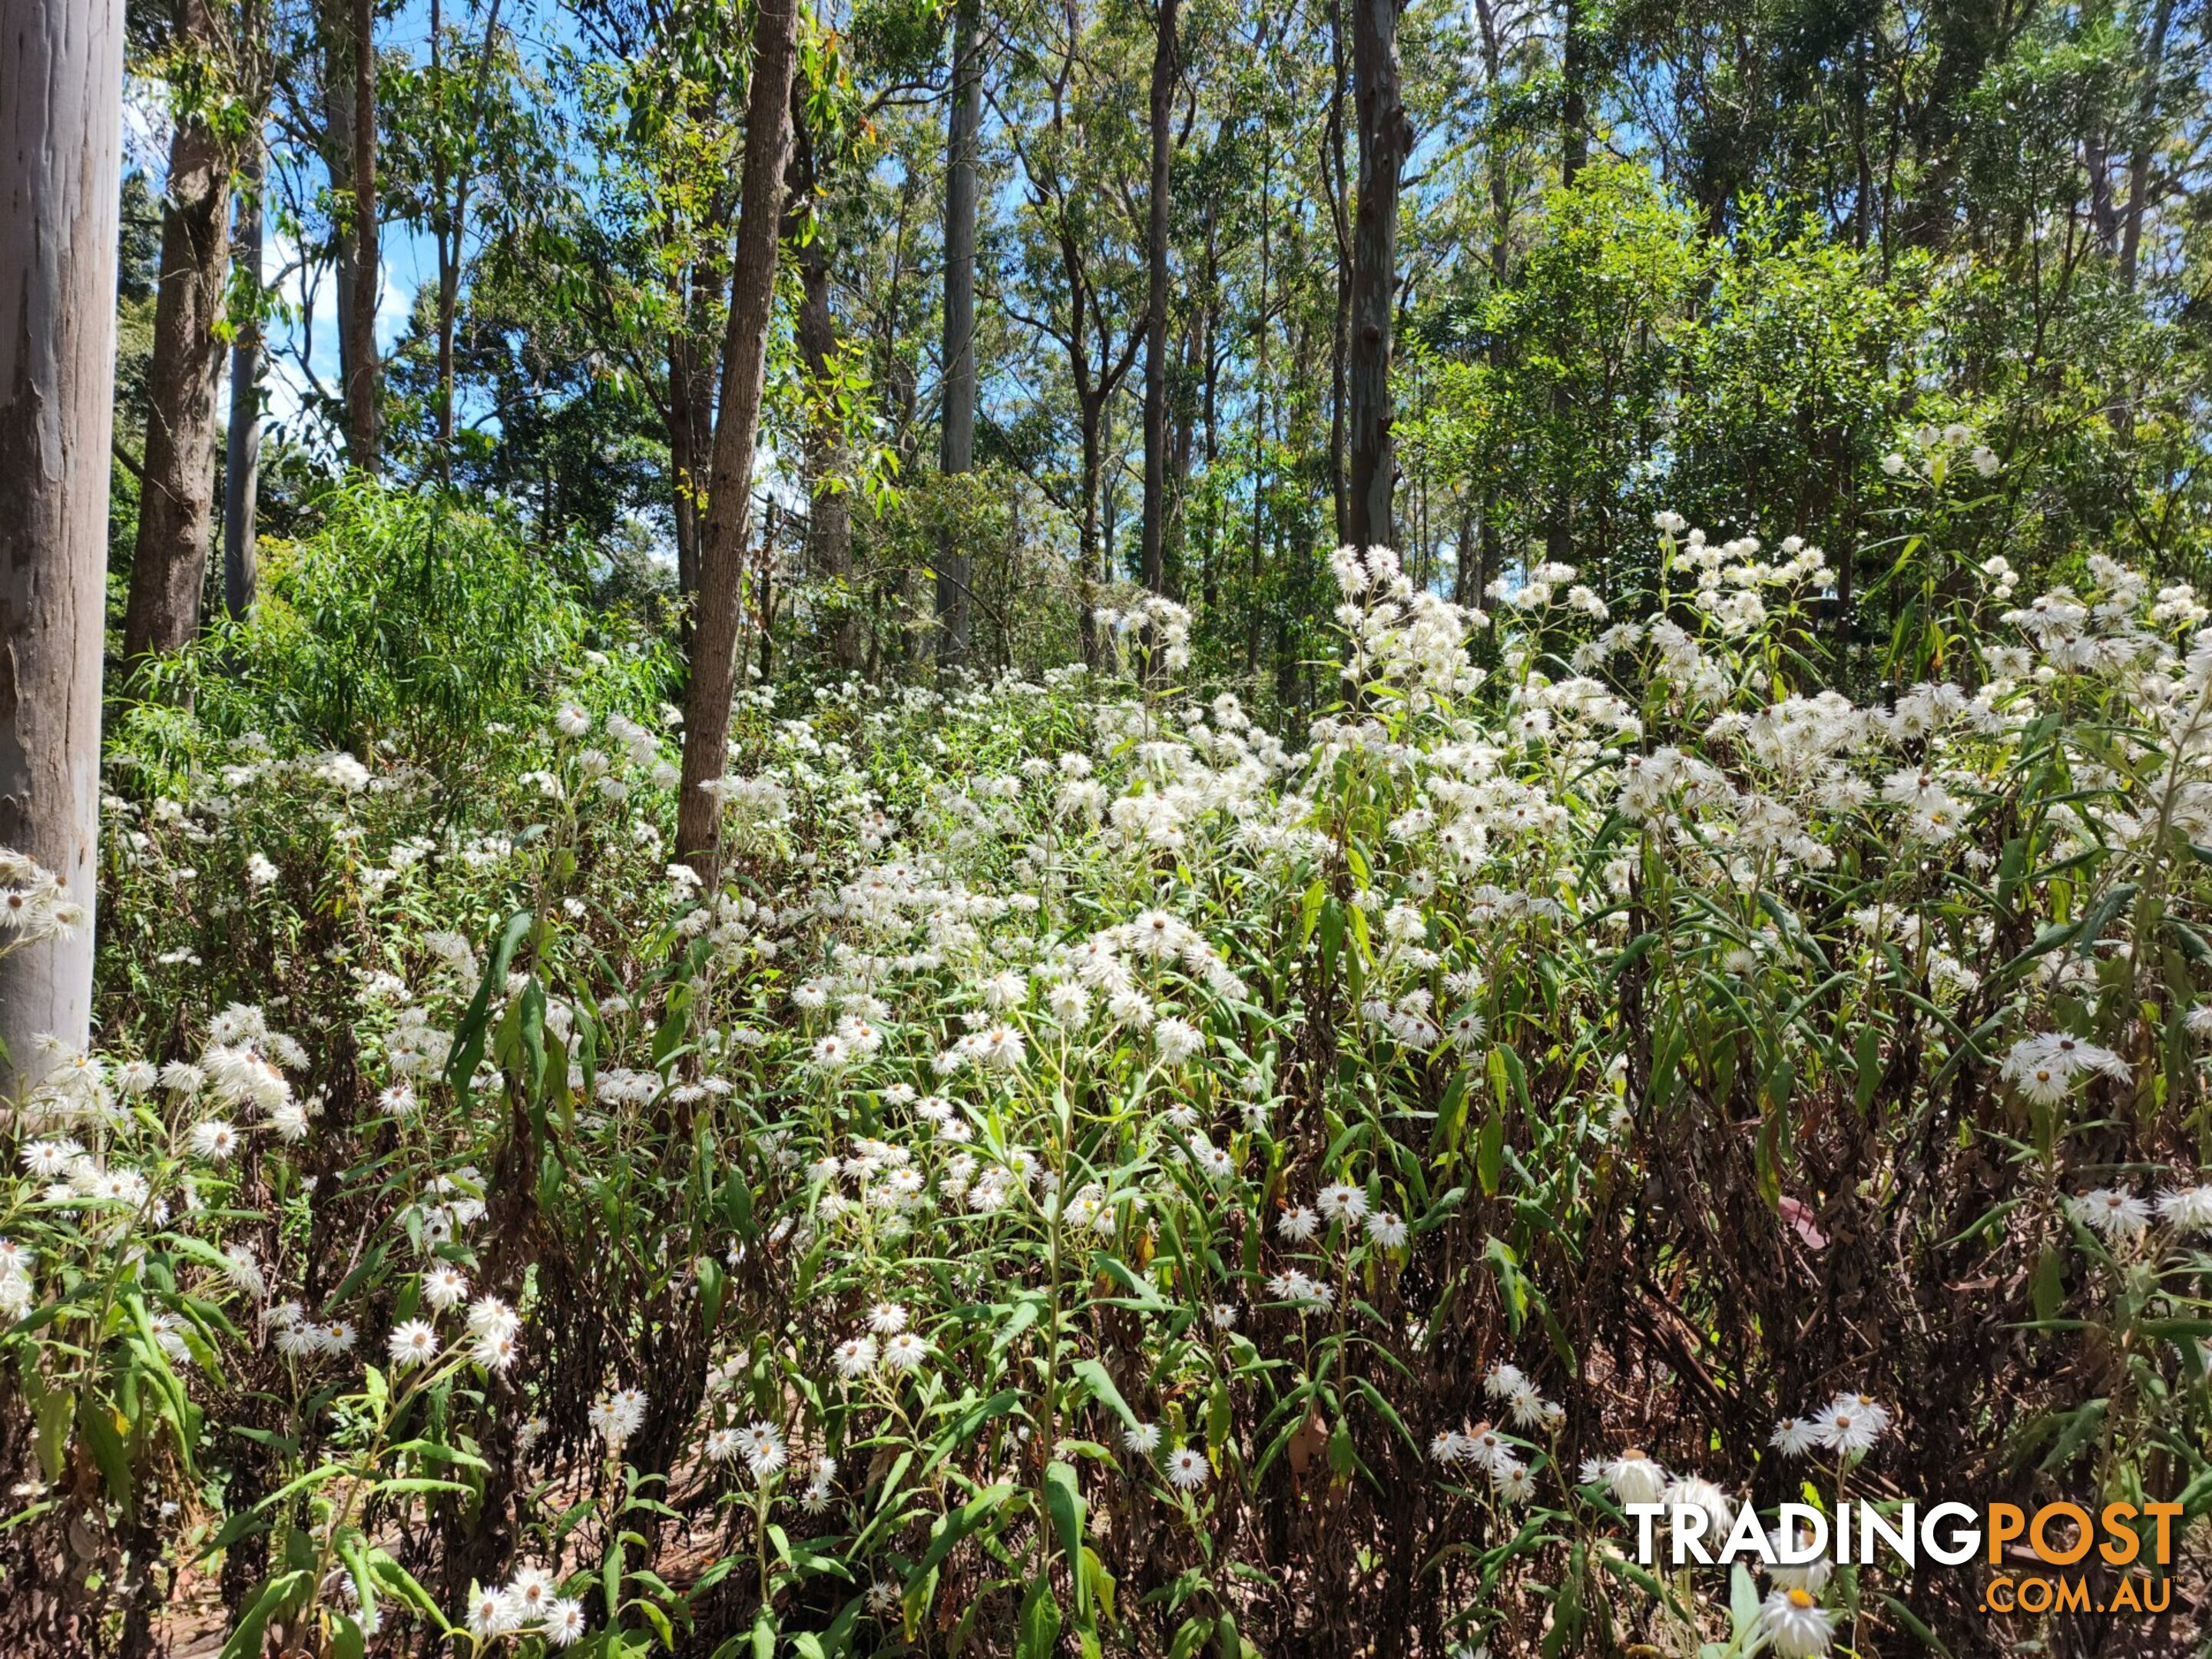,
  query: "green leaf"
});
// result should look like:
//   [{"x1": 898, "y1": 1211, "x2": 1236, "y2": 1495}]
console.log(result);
[
  {"x1": 1877, "y1": 1594, "x2": 1955, "y2": 1658},
  {"x1": 916, "y1": 1482, "x2": 1019, "y2": 1579},
  {"x1": 1476, "y1": 1111, "x2": 1504, "y2": 1197},
  {"x1": 78, "y1": 1395, "x2": 132, "y2": 1510},
  {"x1": 1729, "y1": 1562, "x2": 1759, "y2": 1638},
  {"x1": 2031, "y1": 1247, "x2": 2068, "y2": 1322},
  {"x1": 33, "y1": 1389, "x2": 73, "y2": 1482},
  {"x1": 1046, "y1": 1462, "x2": 1088, "y2": 1618},
  {"x1": 1081, "y1": 1547, "x2": 1118, "y2": 1630},
  {"x1": 218, "y1": 1571, "x2": 311, "y2": 1659},
  {"x1": 1430, "y1": 1068, "x2": 1471, "y2": 1156},
  {"x1": 1299, "y1": 880, "x2": 1326, "y2": 947},
  {"x1": 700, "y1": 1255, "x2": 726, "y2": 1335},
  {"x1": 1017, "y1": 1578, "x2": 1063, "y2": 1659},
  {"x1": 1852, "y1": 1025, "x2": 1883, "y2": 1111},
  {"x1": 1071, "y1": 1359, "x2": 1141, "y2": 1431},
  {"x1": 445, "y1": 909, "x2": 534, "y2": 1108}
]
